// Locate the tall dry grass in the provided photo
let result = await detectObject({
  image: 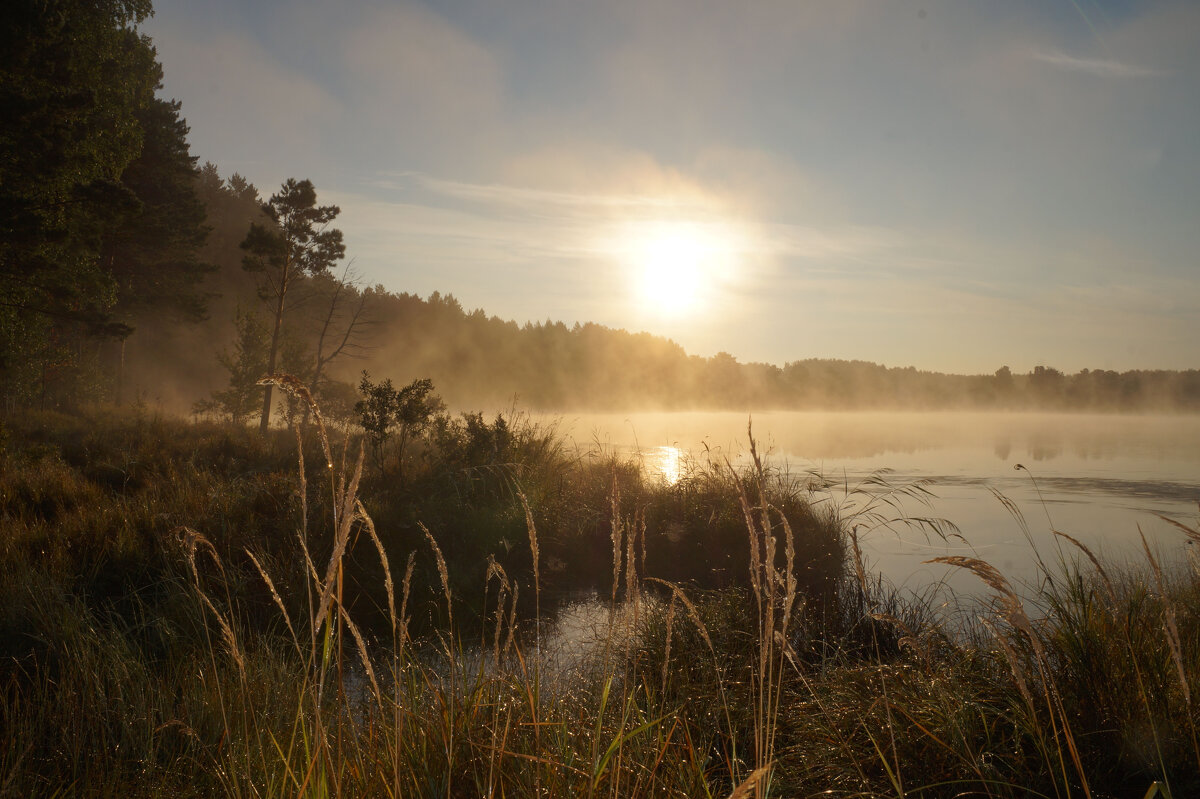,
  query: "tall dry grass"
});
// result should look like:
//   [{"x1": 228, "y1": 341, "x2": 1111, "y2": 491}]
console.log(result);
[{"x1": 2, "y1": 394, "x2": 1199, "y2": 797}]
